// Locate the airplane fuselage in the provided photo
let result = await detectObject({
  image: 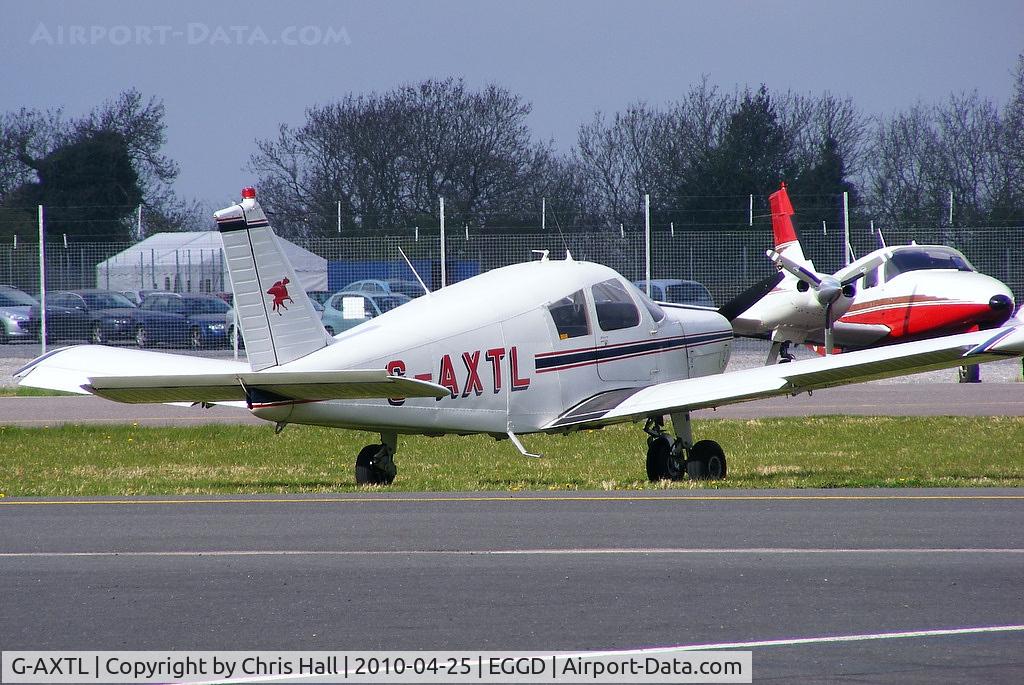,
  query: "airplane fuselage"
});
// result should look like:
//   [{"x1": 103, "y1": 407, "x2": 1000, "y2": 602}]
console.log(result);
[
  {"x1": 731, "y1": 246, "x2": 1014, "y2": 350},
  {"x1": 834, "y1": 268, "x2": 1014, "y2": 347},
  {"x1": 252, "y1": 259, "x2": 733, "y2": 436}
]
